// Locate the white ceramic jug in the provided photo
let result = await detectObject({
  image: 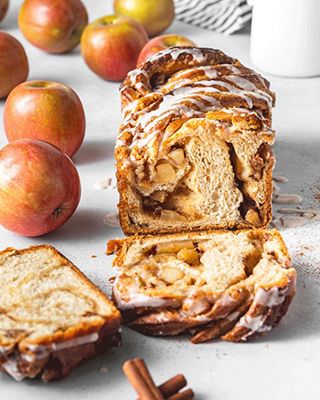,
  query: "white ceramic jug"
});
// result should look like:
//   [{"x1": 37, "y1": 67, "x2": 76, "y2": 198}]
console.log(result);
[{"x1": 250, "y1": 0, "x2": 320, "y2": 77}]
